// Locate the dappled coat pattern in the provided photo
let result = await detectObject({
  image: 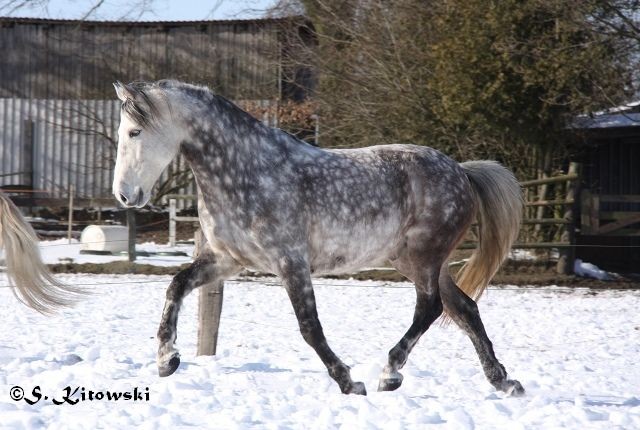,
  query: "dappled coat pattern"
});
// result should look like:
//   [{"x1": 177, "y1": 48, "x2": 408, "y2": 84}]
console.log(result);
[{"x1": 112, "y1": 80, "x2": 524, "y2": 396}]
